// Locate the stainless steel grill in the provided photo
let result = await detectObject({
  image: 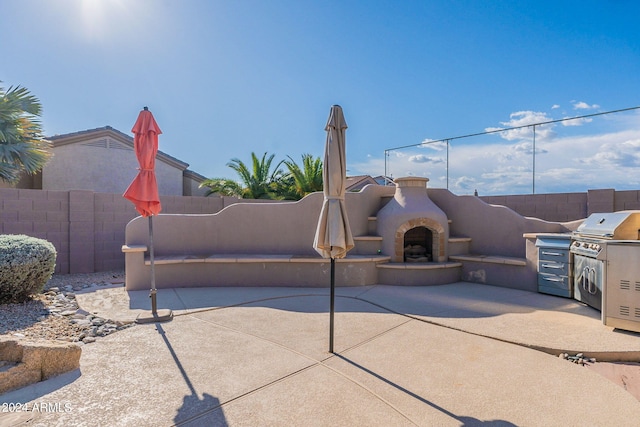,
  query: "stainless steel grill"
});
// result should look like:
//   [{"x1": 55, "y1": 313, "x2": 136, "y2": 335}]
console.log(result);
[{"x1": 570, "y1": 211, "x2": 640, "y2": 312}]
